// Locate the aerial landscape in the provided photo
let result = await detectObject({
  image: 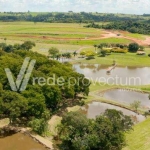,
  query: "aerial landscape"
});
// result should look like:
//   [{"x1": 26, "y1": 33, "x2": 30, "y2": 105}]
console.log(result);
[{"x1": 0, "y1": 0, "x2": 150, "y2": 150}]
